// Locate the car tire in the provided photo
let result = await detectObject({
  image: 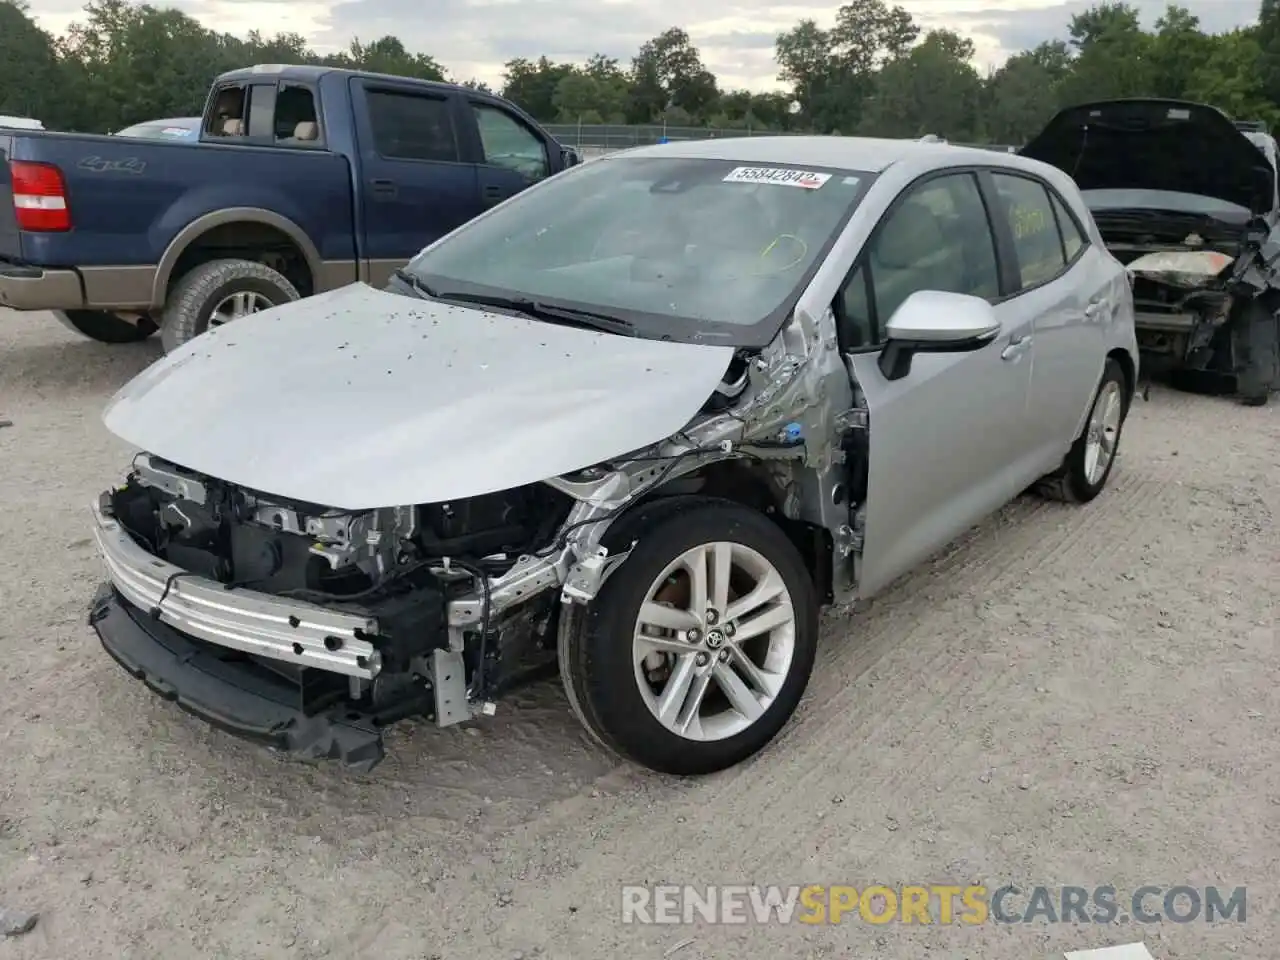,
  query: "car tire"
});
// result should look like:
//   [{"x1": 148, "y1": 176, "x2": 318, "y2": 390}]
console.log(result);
[
  {"x1": 1036, "y1": 357, "x2": 1128, "y2": 504},
  {"x1": 558, "y1": 499, "x2": 819, "y2": 775},
  {"x1": 160, "y1": 258, "x2": 299, "y2": 354},
  {"x1": 57, "y1": 309, "x2": 156, "y2": 344}
]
